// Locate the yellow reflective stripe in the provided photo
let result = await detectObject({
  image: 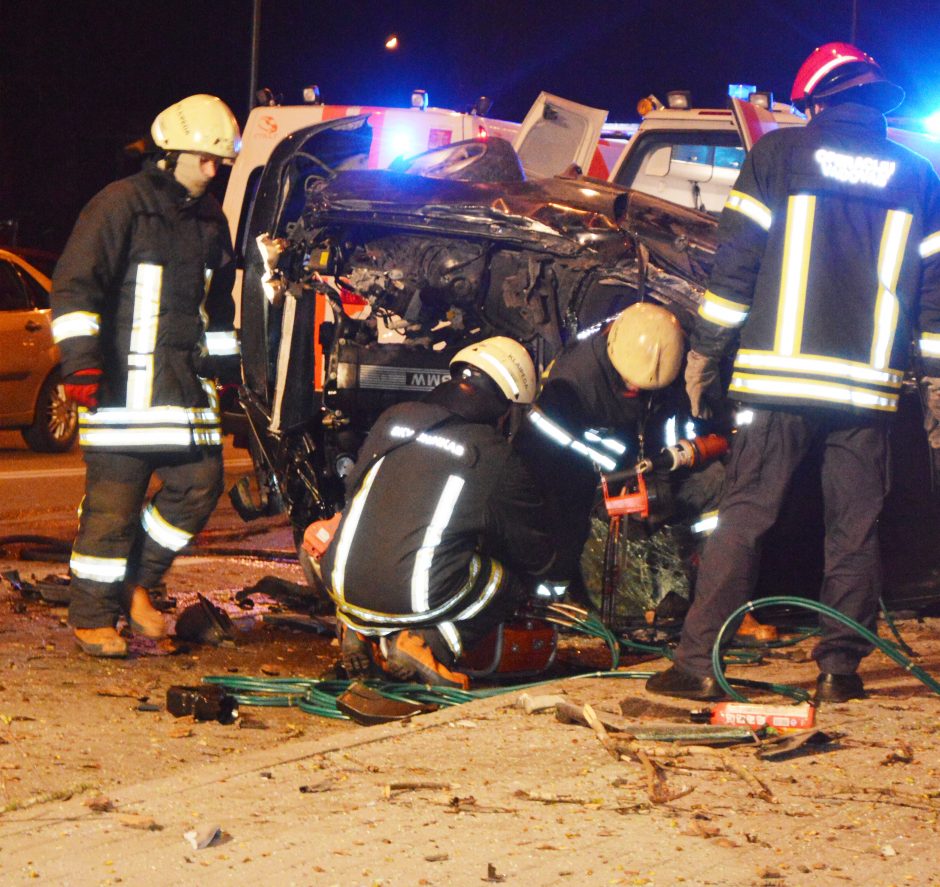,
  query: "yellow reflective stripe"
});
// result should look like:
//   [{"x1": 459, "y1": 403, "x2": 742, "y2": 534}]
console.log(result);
[
  {"x1": 920, "y1": 332, "x2": 940, "y2": 357},
  {"x1": 437, "y1": 622, "x2": 462, "y2": 657},
  {"x1": 80, "y1": 405, "x2": 221, "y2": 427},
  {"x1": 141, "y1": 504, "x2": 192, "y2": 551},
  {"x1": 412, "y1": 474, "x2": 466, "y2": 613},
  {"x1": 776, "y1": 195, "x2": 815, "y2": 356},
  {"x1": 331, "y1": 458, "x2": 384, "y2": 604},
  {"x1": 871, "y1": 210, "x2": 911, "y2": 370},
  {"x1": 79, "y1": 427, "x2": 222, "y2": 448},
  {"x1": 919, "y1": 231, "x2": 940, "y2": 259},
  {"x1": 52, "y1": 311, "x2": 100, "y2": 342},
  {"x1": 205, "y1": 331, "x2": 241, "y2": 356},
  {"x1": 453, "y1": 559, "x2": 503, "y2": 622},
  {"x1": 724, "y1": 189, "x2": 772, "y2": 231},
  {"x1": 699, "y1": 290, "x2": 750, "y2": 328},
  {"x1": 336, "y1": 556, "x2": 482, "y2": 626},
  {"x1": 127, "y1": 263, "x2": 162, "y2": 409},
  {"x1": 70, "y1": 553, "x2": 127, "y2": 583},
  {"x1": 730, "y1": 371, "x2": 898, "y2": 411},
  {"x1": 734, "y1": 350, "x2": 903, "y2": 388}
]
